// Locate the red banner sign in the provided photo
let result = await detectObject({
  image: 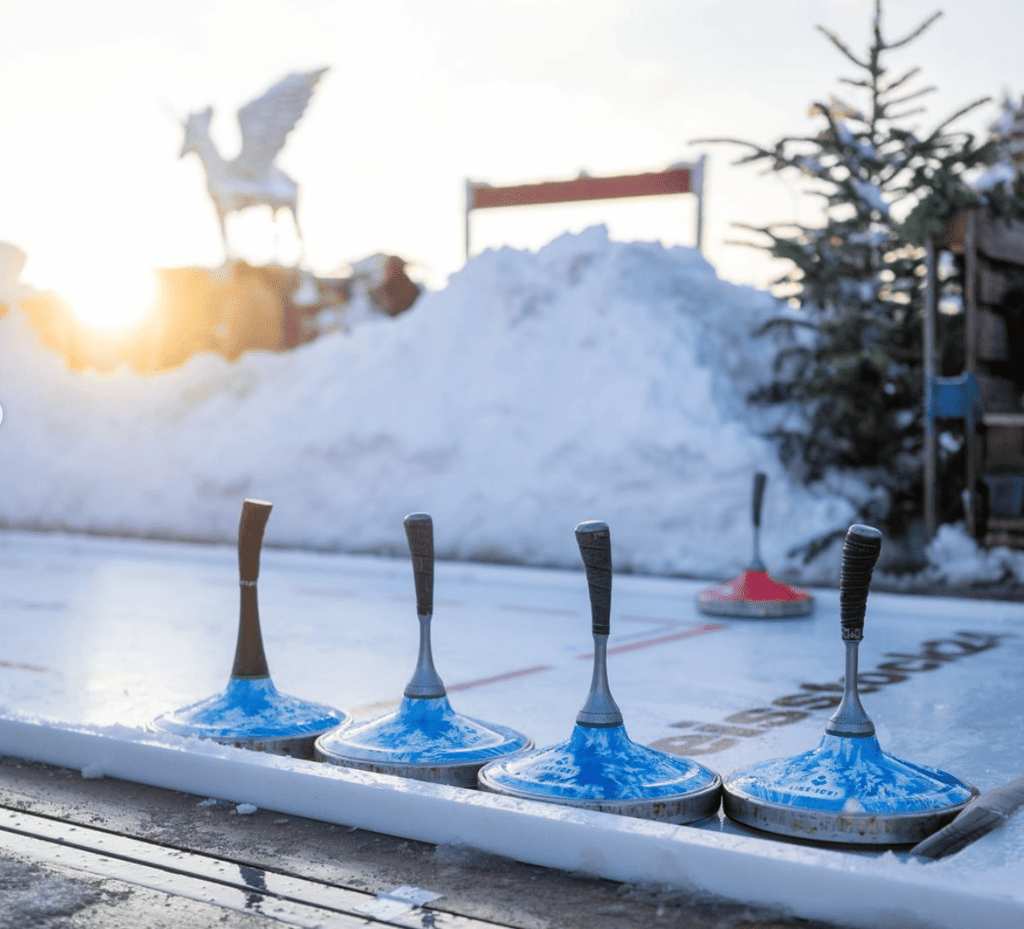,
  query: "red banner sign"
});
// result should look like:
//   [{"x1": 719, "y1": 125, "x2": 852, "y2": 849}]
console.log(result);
[
  {"x1": 463, "y1": 158, "x2": 705, "y2": 259},
  {"x1": 469, "y1": 167, "x2": 694, "y2": 211}
]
